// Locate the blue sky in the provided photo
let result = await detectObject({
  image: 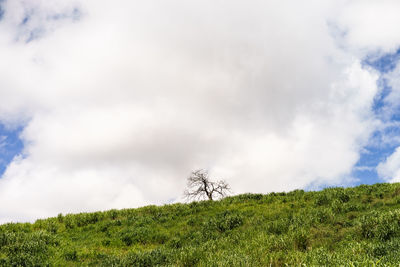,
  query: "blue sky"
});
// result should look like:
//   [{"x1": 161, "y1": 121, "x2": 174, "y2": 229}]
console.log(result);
[
  {"x1": 0, "y1": 124, "x2": 23, "y2": 175},
  {"x1": 350, "y1": 49, "x2": 400, "y2": 185}
]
